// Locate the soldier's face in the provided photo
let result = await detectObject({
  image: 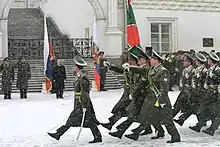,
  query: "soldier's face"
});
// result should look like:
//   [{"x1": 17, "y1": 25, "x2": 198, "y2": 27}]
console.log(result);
[
  {"x1": 57, "y1": 59, "x2": 61, "y2": 65},
  {"x1": 129, "y1": 59, "x2": 137, "y2": 65},
  {"x1": 138, "y1": 58, "x2": 146, "y2": 65},
  {"x1": 208, "y1": 59, "x2": 212, "y2": 65},
  {"x1": 150, "y1": 58, "x2": 158, "y2": 66},
  {"x1": 74, "y1": 65, "x2": 80, "y2": 73},
  {"x1": 21, "y1": 58, "x2": 25, "y2": 63},
  {"x1": 196, "y1": 60, "x2": 200, "y2": 66},
  {"x1": 183, "y1": 60, "x2": 190, "y2": 67}
]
